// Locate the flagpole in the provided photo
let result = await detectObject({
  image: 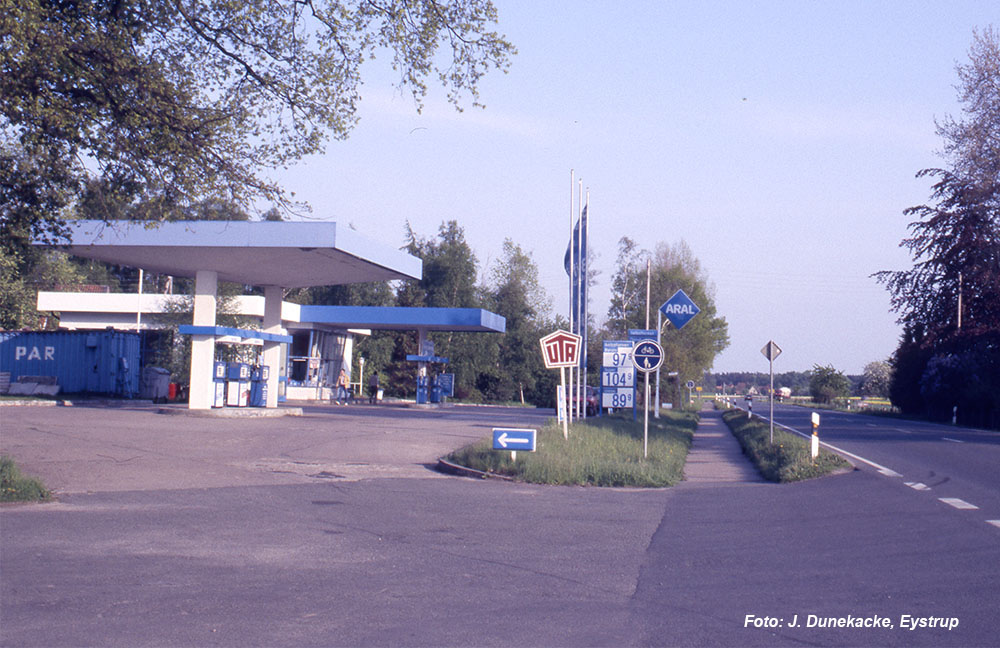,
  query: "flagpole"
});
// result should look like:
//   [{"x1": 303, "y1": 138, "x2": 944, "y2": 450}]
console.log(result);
[
  {"x1": 568, "y1": 170, "x2": 575, "y2": 424},
  {"x1": 582, "y1": 189, "x2": 590, "y2": 418},
  {"x1": 577, "y1": 179, "x2": 584, "y2": 420}
]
